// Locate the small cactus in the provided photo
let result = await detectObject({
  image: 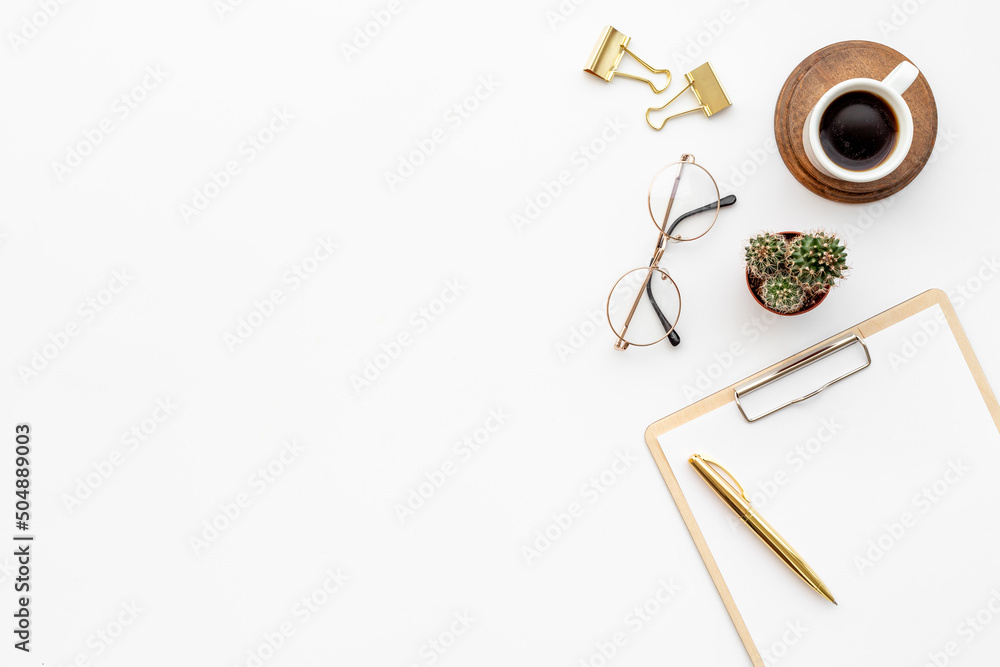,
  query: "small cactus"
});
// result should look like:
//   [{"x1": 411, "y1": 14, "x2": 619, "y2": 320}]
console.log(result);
[
  {"x1": 760, "y1": 276, "x2": 804, "y2": 314},
  {"x1": 789, "y1": 231, "x2": 848, "y2": 291},
  {"x1": 745, "y1": 229, "x2": 849, "y2": 314},
  {"x1": 744, "y1": 233, "x2": 789, "y2": 278}
]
